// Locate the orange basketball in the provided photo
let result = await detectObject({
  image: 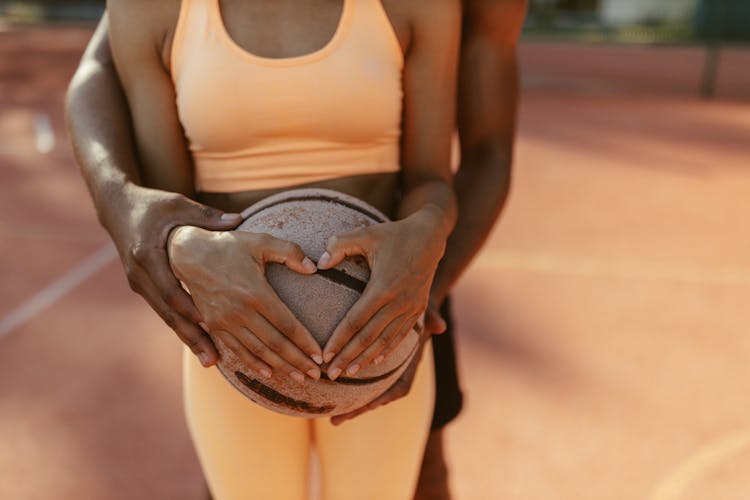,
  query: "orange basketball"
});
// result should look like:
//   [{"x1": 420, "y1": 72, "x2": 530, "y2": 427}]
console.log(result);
[{"x1": 212, "y1": 188, "x2": 422, "y2": 417}]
